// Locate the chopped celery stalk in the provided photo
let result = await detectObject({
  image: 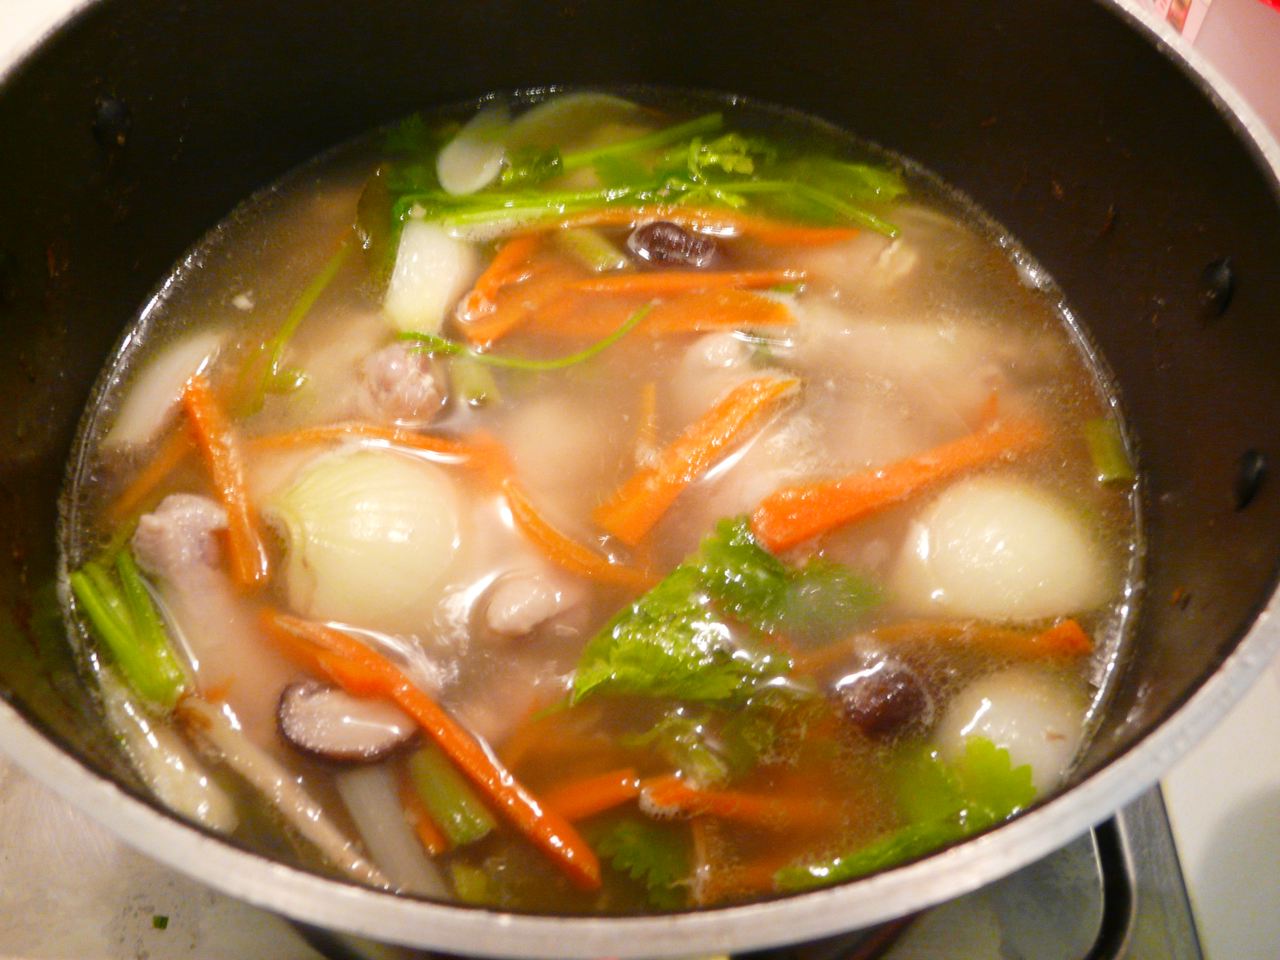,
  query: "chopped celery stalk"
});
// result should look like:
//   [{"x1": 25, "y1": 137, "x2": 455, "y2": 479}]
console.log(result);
[
  {"x1": 449, "y1": 863, "x2": 494, "y2": 905},
  {"x1": 70, "y1": 554, "x2": 186, "y2": 710},
  {"x1": 408, "y1": 744, "x2": 496, "y2": 847},
  {"x1": 1084, "y1": 418, "x2": 1135, "y2": 485},
  {"x1": 554, "y1": 227, "x2": 630, "y2": 273},
  {"x1": 403, "y1": 302, "x2": 651, "y2": 373},
  {"x1": 449, "y1": 357, "x2": 502, "y2": 407}
]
